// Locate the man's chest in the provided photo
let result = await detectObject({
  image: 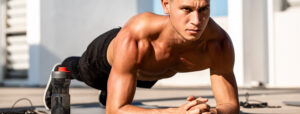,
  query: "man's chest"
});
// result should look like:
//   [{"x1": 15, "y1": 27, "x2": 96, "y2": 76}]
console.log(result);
[{"x1": 137, "y1": 51, "x2": 211, "y2": 80}]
